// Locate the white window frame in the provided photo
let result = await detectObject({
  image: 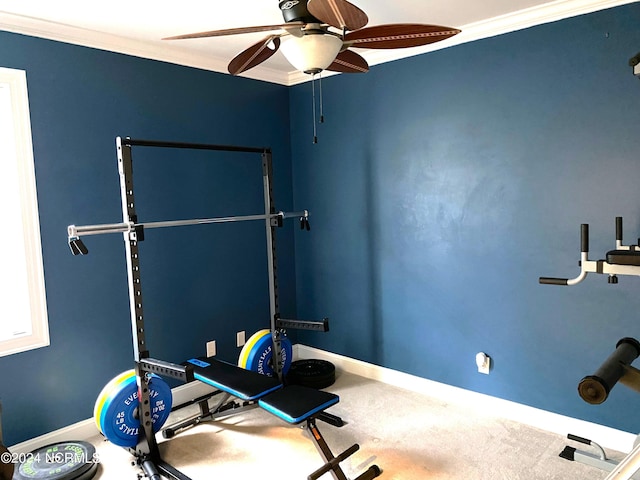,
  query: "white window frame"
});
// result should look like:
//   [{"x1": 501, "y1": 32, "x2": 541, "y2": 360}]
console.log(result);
[{"x1": 0, "y1": 67, "x2": 49, "y2": 357}]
